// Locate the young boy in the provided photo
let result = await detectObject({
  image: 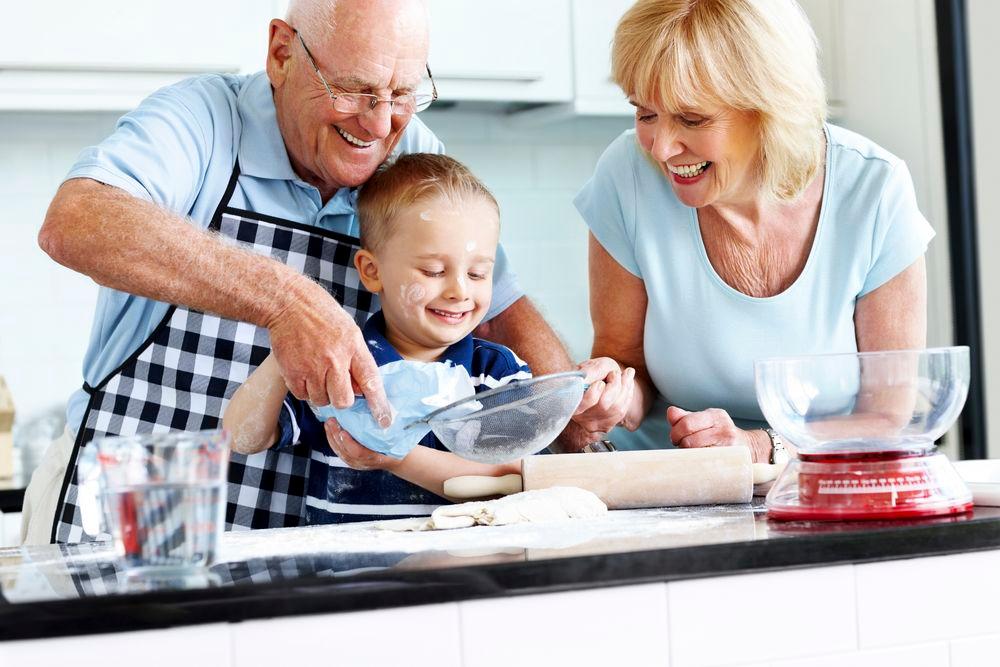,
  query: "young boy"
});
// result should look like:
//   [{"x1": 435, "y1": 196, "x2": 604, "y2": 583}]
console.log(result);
[{"x1": 223, "y1": 154, "x2": 530, "y2": 524}]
